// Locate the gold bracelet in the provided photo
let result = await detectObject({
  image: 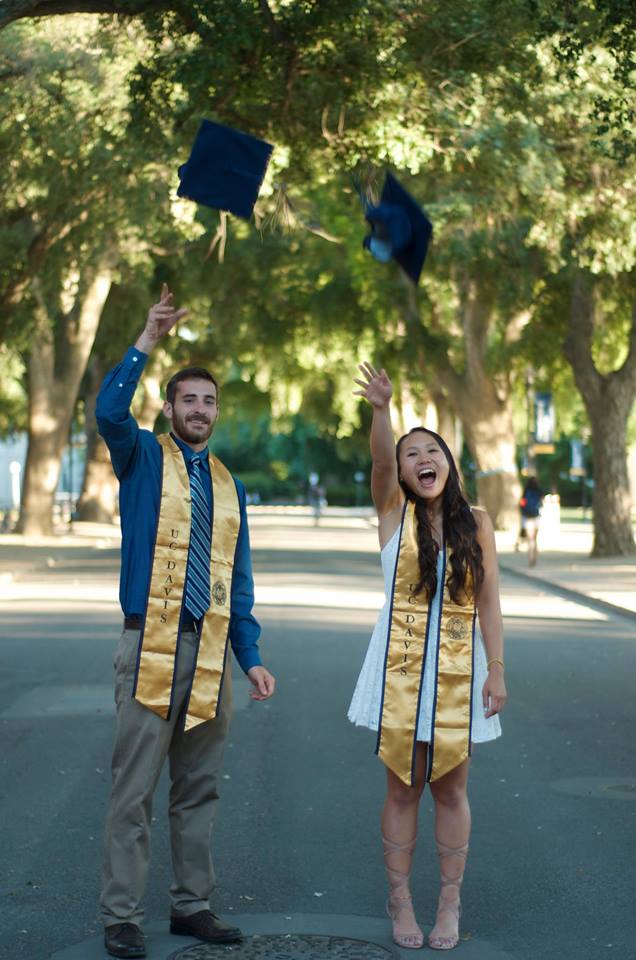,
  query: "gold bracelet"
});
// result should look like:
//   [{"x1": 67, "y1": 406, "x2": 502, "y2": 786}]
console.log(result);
[{"x1": 487, "y1": 657, "x2": 505, "y2": 671}]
